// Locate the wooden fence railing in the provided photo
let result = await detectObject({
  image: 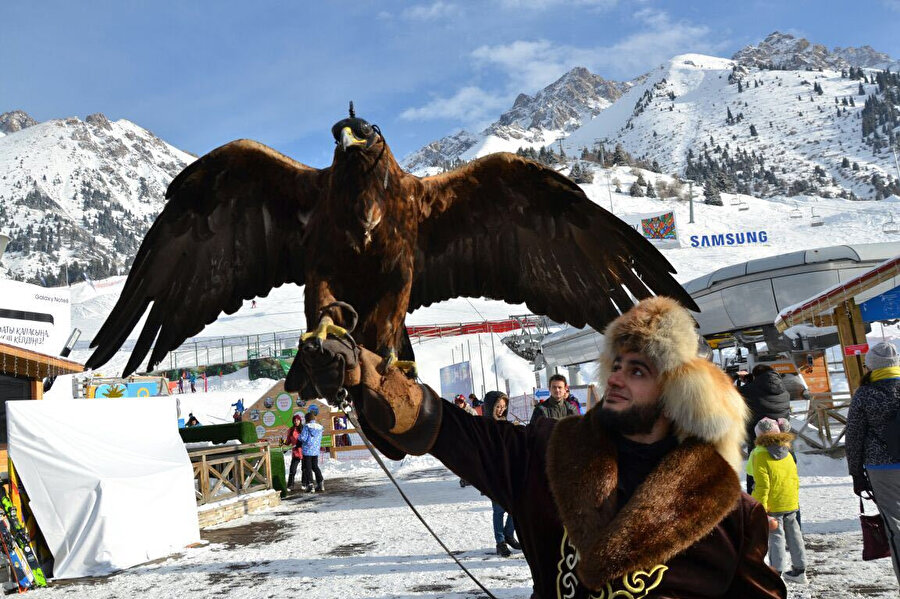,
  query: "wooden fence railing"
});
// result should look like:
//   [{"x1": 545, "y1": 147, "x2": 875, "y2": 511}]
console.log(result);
[
  {"x1": 324, "y1": 420, "x2": 367, "y2": 458},
  {"x1": 792, "y1": 392, "x2": 851, "y2": 453},
  {"x1": 188, "y1": 442, "x2": 273, "y2": 505}
]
